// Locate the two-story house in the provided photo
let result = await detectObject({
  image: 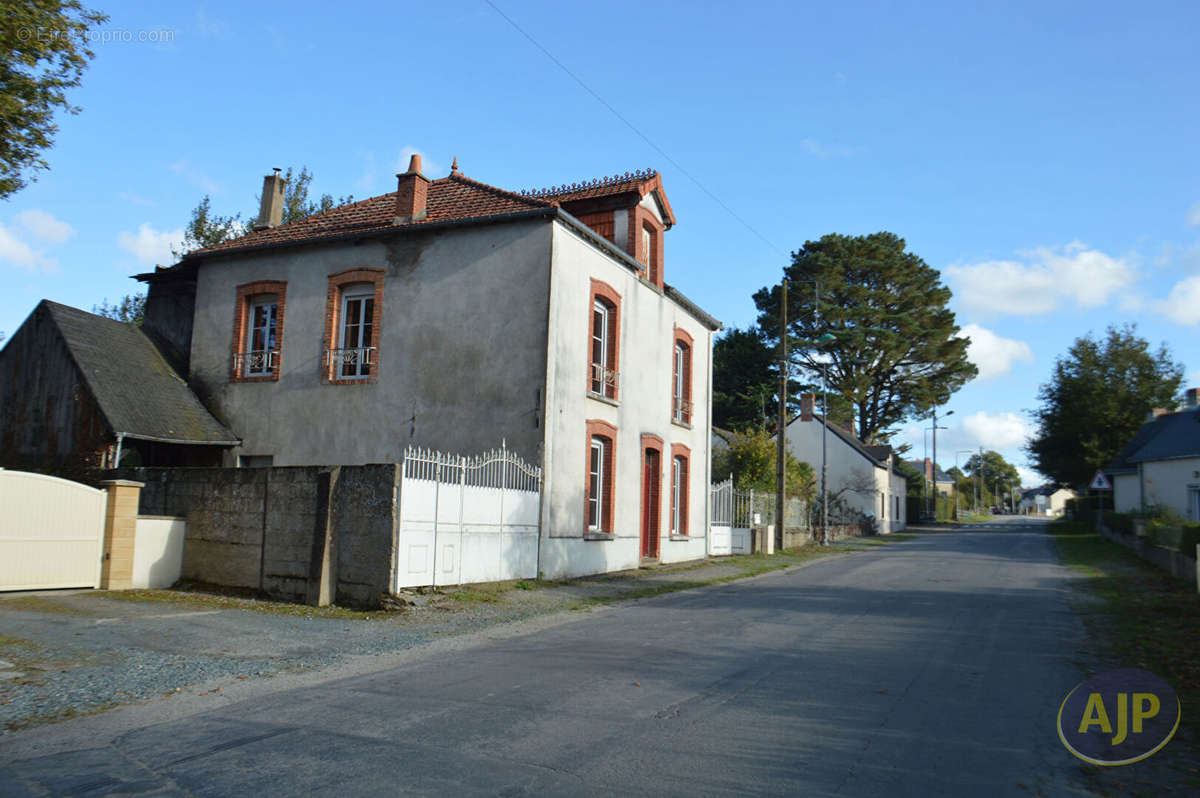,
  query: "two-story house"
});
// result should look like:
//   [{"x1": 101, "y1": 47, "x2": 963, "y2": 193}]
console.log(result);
[{"x1": 127, "y1": 157, "x2": 720, "y2": 579}]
